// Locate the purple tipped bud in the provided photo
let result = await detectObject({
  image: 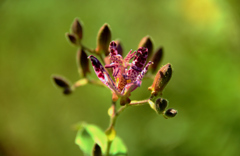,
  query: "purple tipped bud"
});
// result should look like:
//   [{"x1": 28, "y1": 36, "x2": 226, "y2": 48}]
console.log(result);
[
  {"x1": 77, "y1": 49, "x2": 90, "y2": 77},
  {"x1": 96, "y1": 24, "x2": 111, "y2": 55},
  {"x1": 53, "y1": 76, "x2": 70, "y2": 88},
  {"x1": 71, "y1": 18, "x2": 83, "y2": 40},
  {"x1": 150, "y1": 47, "x2": 163, "y2": 73},
  {"x1": 138, "y1": 36, "x2": 153, "y2": 59},
  {"x1": 148, "y1": 63, "x2": 172, "y2": 96},
  {"x1": 164, "y1": 108, "x2": 177, "y2": 118},
  {"x1": 63, "y1": 87, "x2": 72, "y2": 95},
  {"x1": 53, "y1": 76, "x2": 72, "y2": 95},
  {"x1": 66, "y1": 33, "x2": 77, "y2": 45}
]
